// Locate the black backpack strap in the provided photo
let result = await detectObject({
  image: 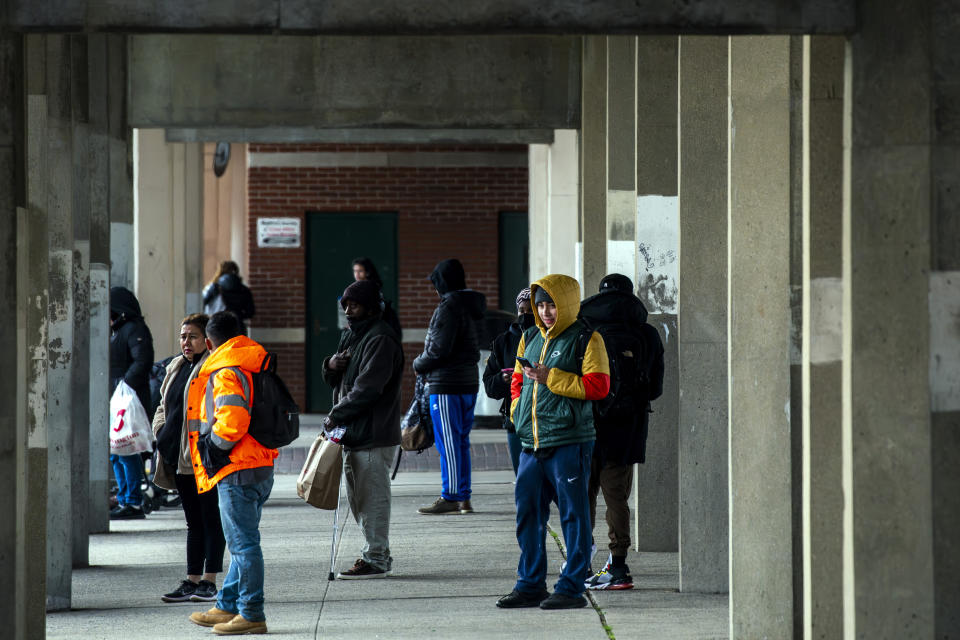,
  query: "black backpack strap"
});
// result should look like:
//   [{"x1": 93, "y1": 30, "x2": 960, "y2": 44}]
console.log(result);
[
  {"x1": 260, "y1": 352, "x2": 276, "y2": 374},
  {"x1": 574, "y1": 319, "x2": 592, "y2": 377}
]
